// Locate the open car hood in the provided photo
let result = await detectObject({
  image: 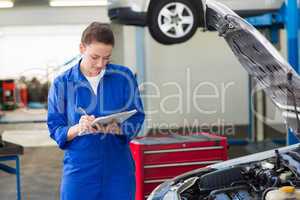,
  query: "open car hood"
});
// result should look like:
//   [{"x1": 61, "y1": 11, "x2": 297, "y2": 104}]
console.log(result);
[{"x1": 205, "y1": 0, "x2": 300, "y2": 141}]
